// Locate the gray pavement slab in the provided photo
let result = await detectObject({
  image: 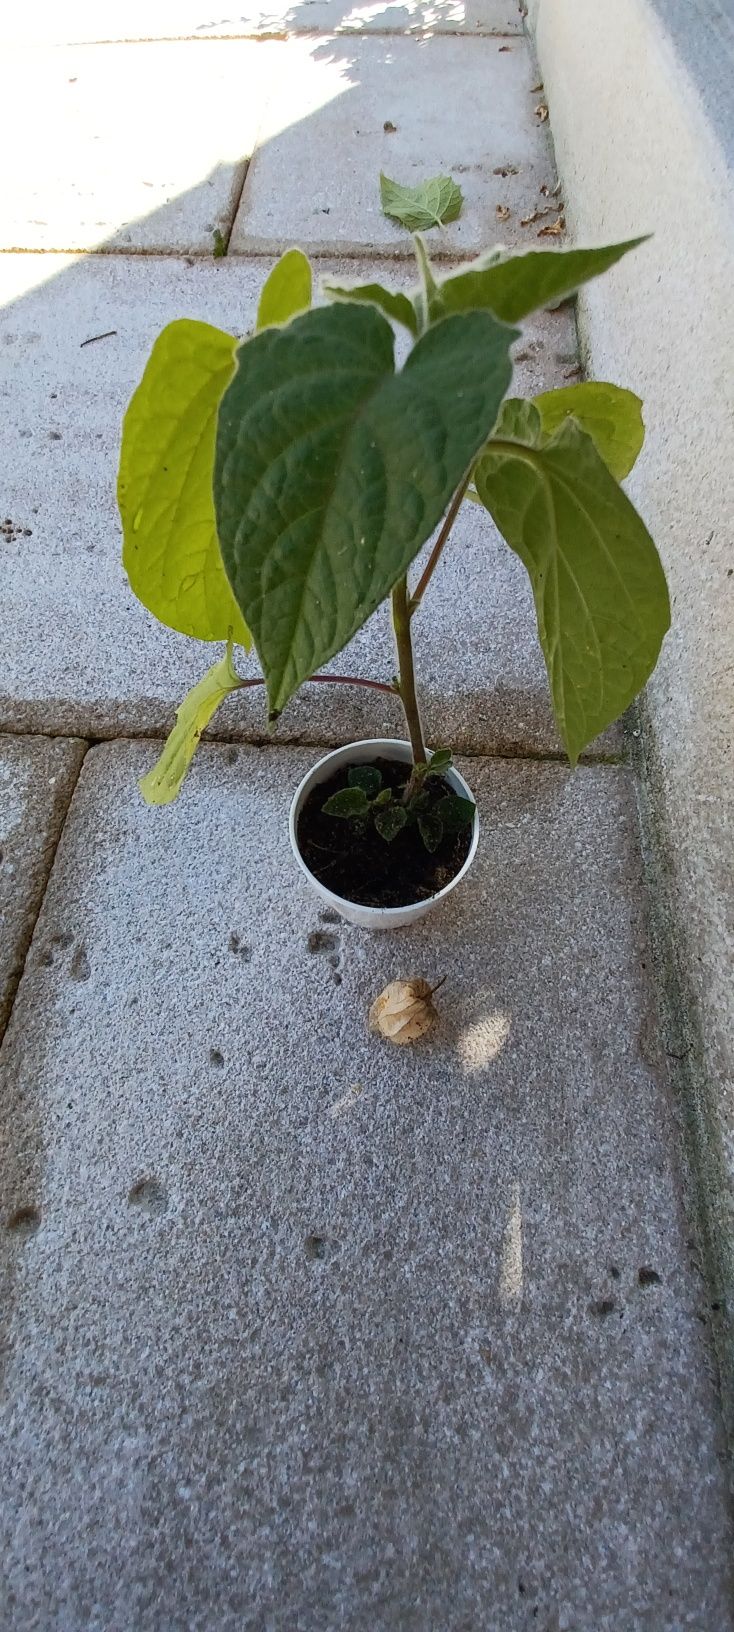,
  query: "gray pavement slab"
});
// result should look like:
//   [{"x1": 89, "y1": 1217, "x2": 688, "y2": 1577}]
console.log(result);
[
  {"x1": 231, "y1": 33, "x2": 552, "y2": 256},
  {"x1": 0, "y1": 41, "x2": 274, "y2": 253},
  {"x1": 5, "y1": 0, "x2": 524, "y2": 43},
  {"x1": 0, "y1": 251, "x2": 602, "y2": 756},
  {"x1": 0, "y1": 735, "x2": 85, "y2": 1037},
  {"x1": 0, "y1": 739, "x2": 731, "y2": 1629}
]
